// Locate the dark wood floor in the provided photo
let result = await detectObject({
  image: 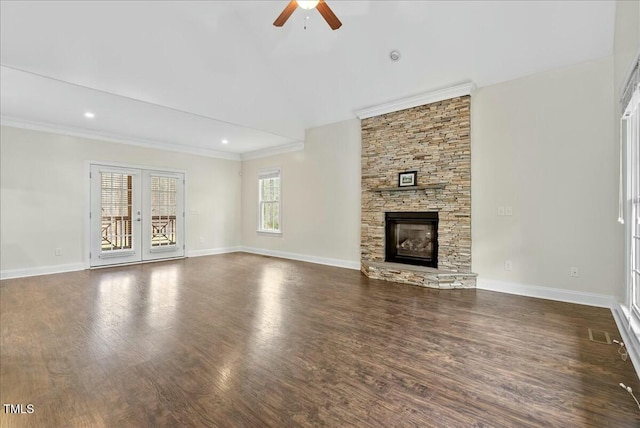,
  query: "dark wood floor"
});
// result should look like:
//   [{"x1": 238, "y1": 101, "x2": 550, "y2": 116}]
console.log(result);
[{"x1": 1, "y1": 253, "x2": 639, "y2": 427}]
